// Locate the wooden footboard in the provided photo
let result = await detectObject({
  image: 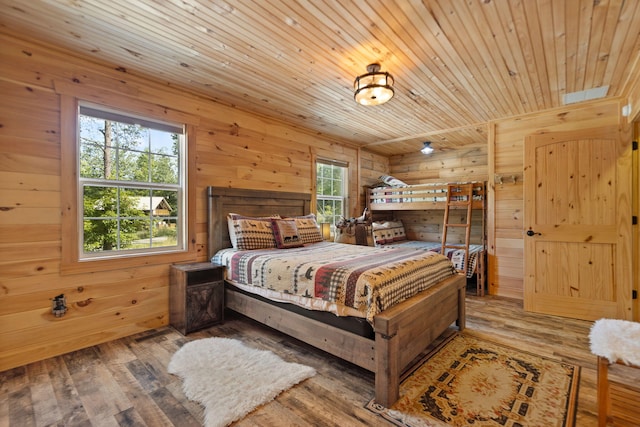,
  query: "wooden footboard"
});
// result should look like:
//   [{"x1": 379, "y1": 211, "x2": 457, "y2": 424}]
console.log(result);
[
  {"x1": 225, "y1": 273, "x2": 466, "y2": 407},
  {"x1": 374, "y1": 273, "x2": 466, "y2": 406}
]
